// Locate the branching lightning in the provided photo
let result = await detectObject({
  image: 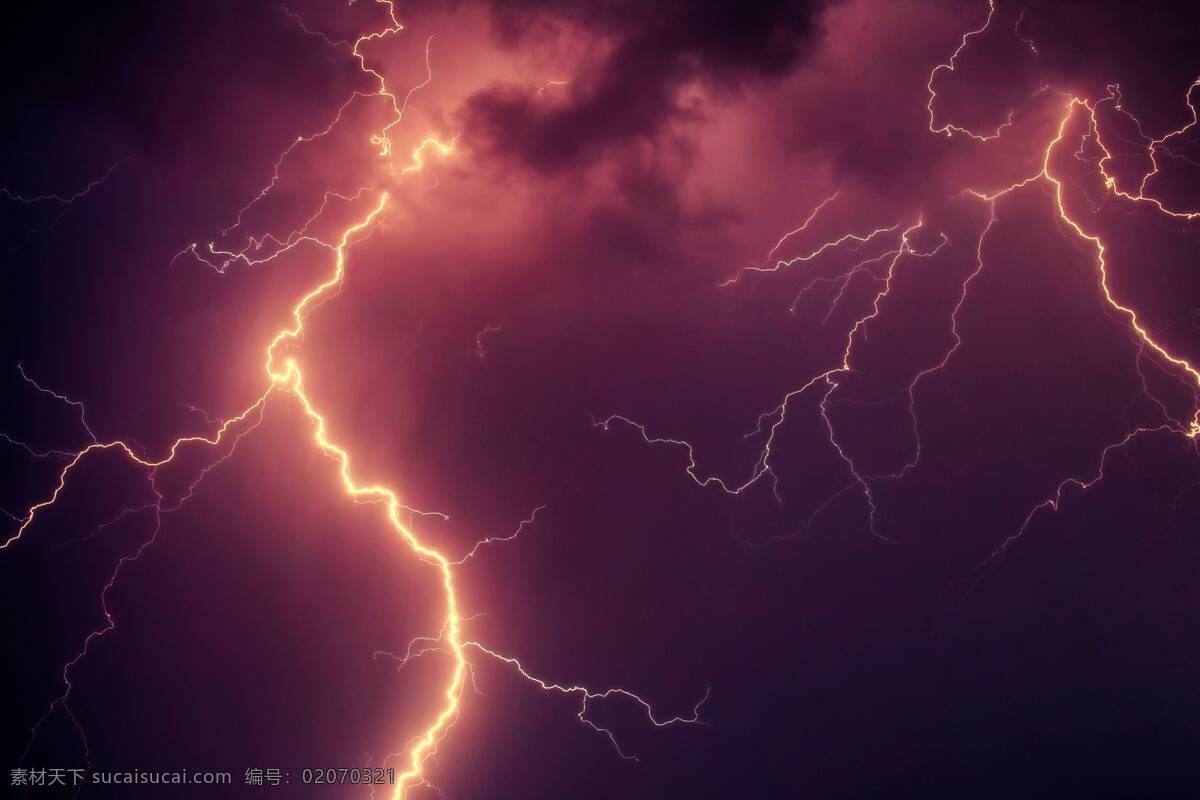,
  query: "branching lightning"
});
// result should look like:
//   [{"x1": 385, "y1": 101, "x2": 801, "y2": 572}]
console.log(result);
[
  {"x1": 926, "y1": 0, "x2": 1014, "y2": 142},
  {"x1": 4, "y1": 3, "x2": 703, "y2": 796},
  {"x1": 599, "y1": 2, "x2": 1200, "y2": 564},
  {"x1": 8, "y1": 0, "x2": 1200, "y2": 795}
]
